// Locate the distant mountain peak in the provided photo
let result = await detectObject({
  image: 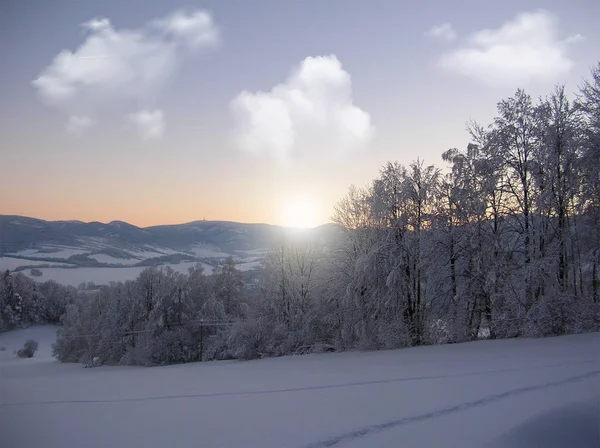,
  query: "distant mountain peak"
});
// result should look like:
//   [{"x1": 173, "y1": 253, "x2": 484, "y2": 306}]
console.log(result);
[{"x1": 108, "y1": 220, "x2": 133, "y2": 227}]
